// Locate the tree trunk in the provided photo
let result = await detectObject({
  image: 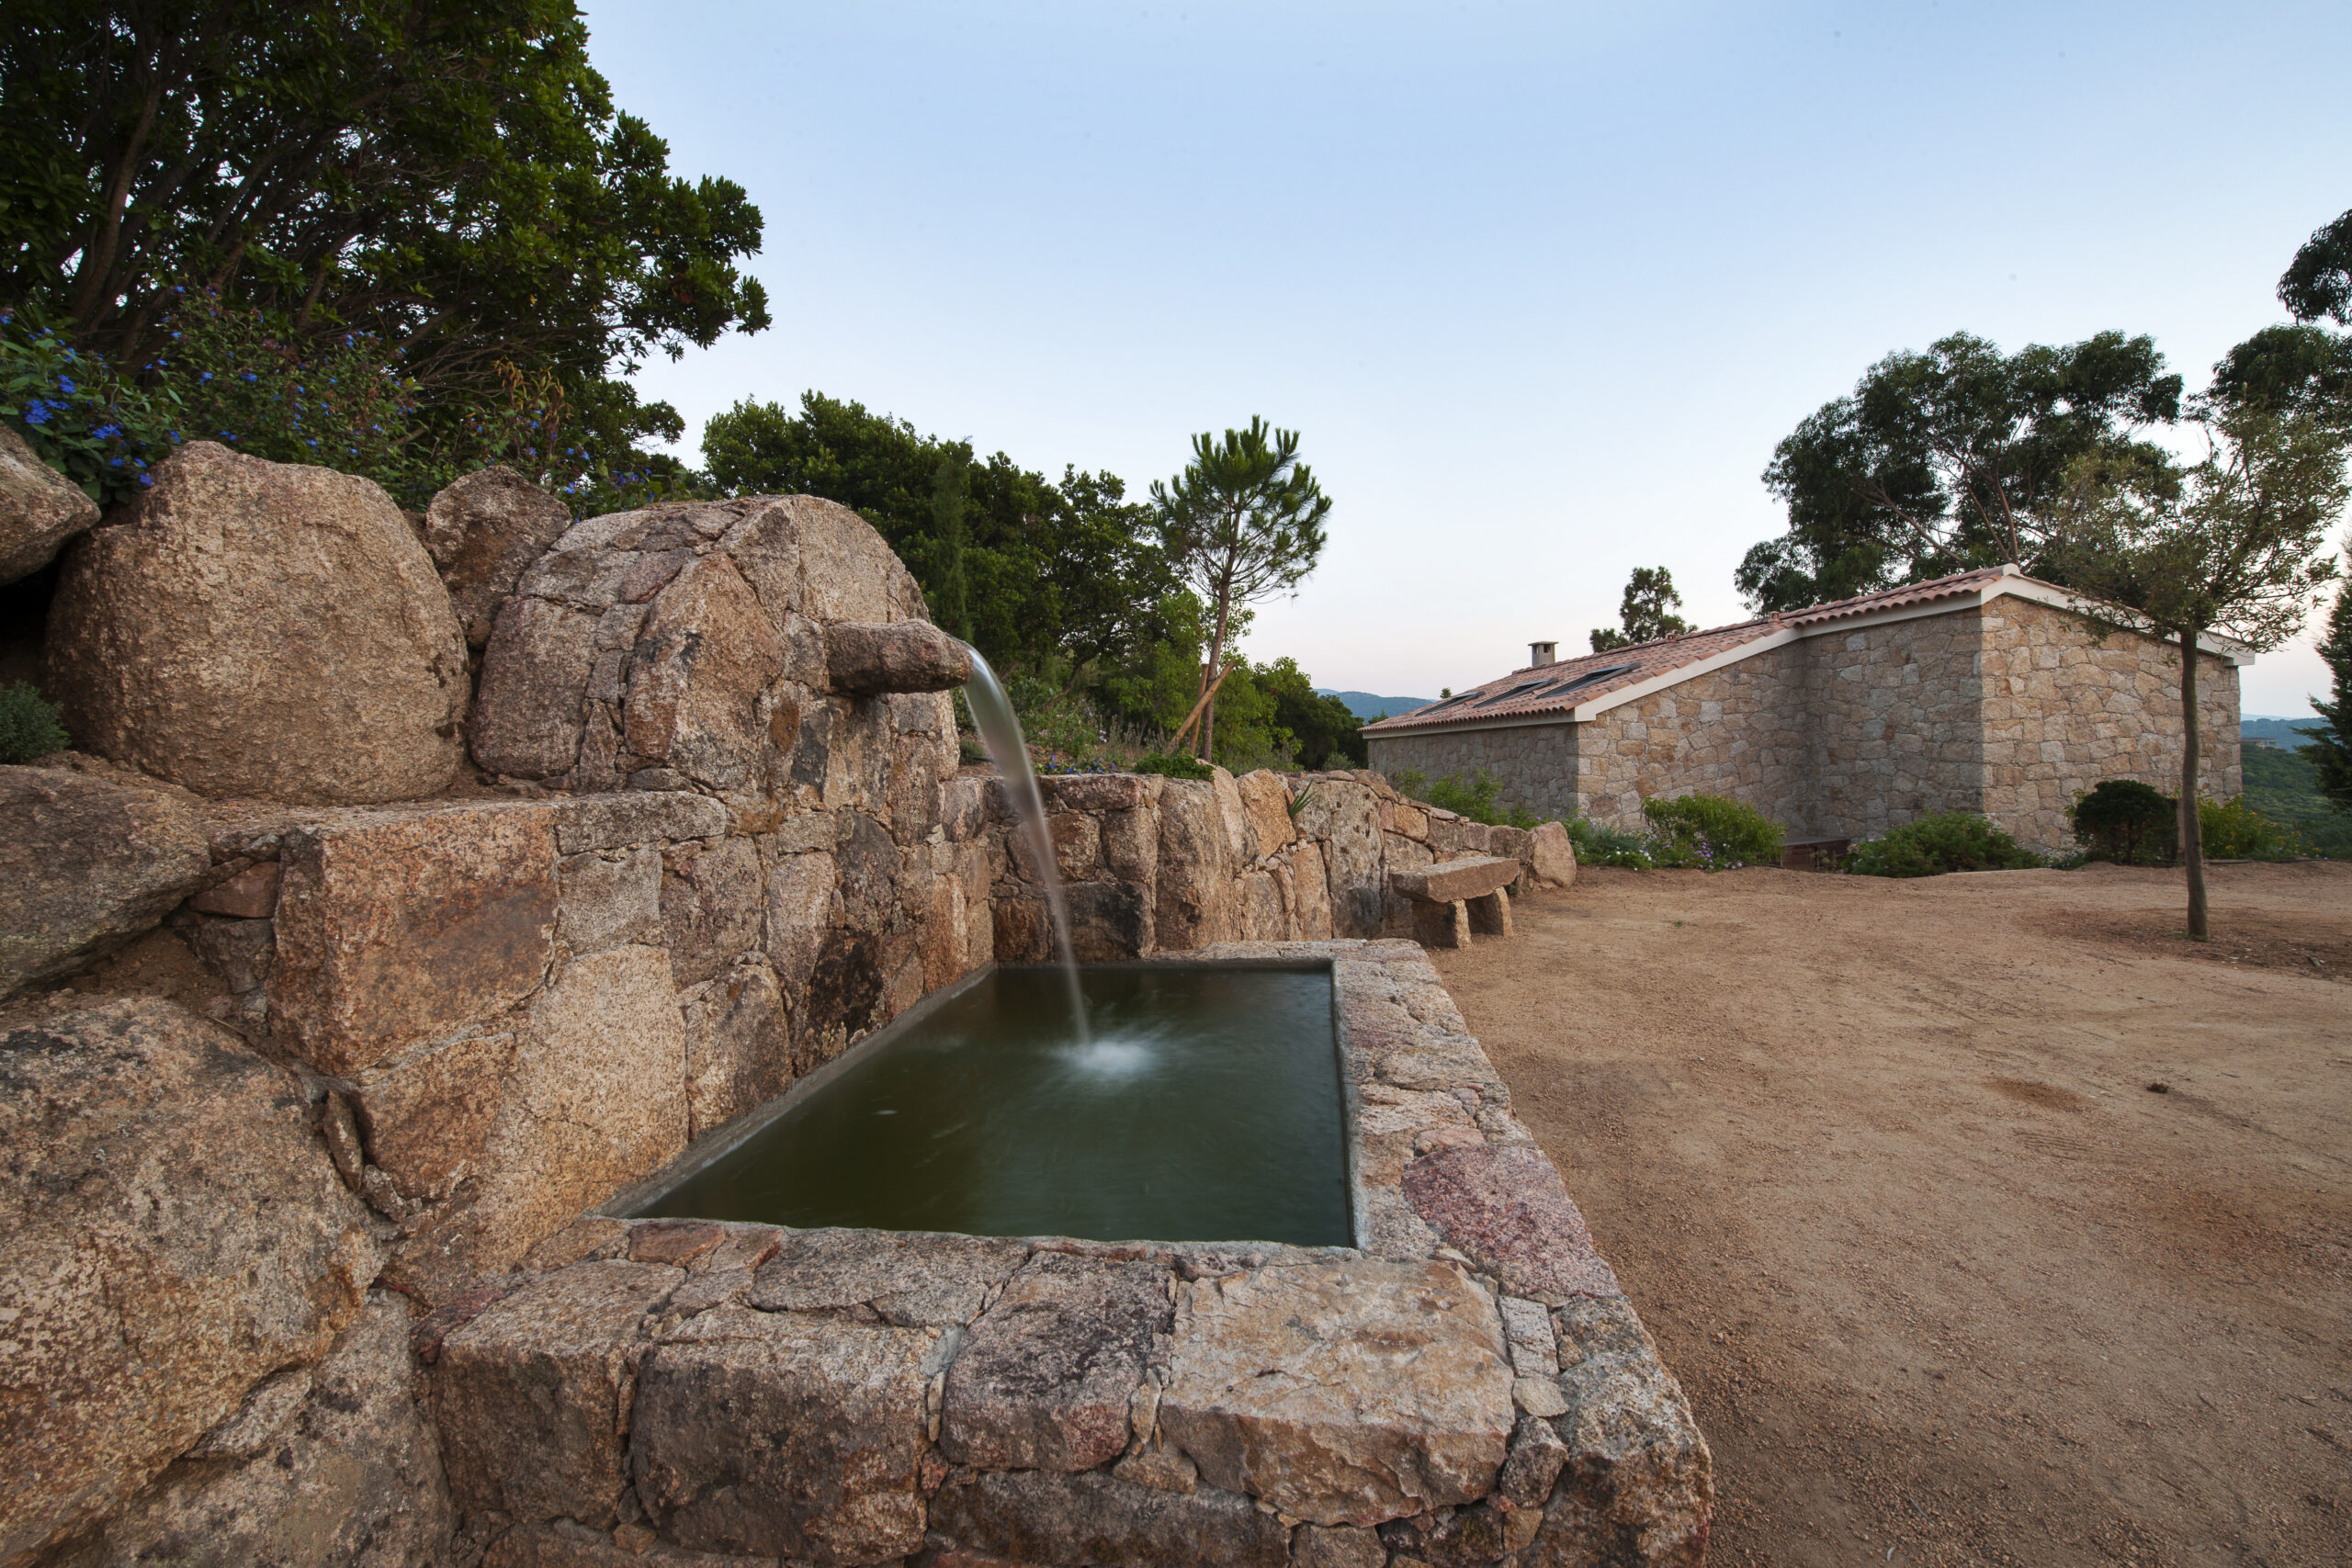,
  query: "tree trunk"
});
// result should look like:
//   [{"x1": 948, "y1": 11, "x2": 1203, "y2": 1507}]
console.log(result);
[
  {"x1": 2177, "y1": 628, "x2": 2207, "y2": 941},
  {"x1": 1199, "y1": 556, "x2": 1236, "y2": 762}
]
